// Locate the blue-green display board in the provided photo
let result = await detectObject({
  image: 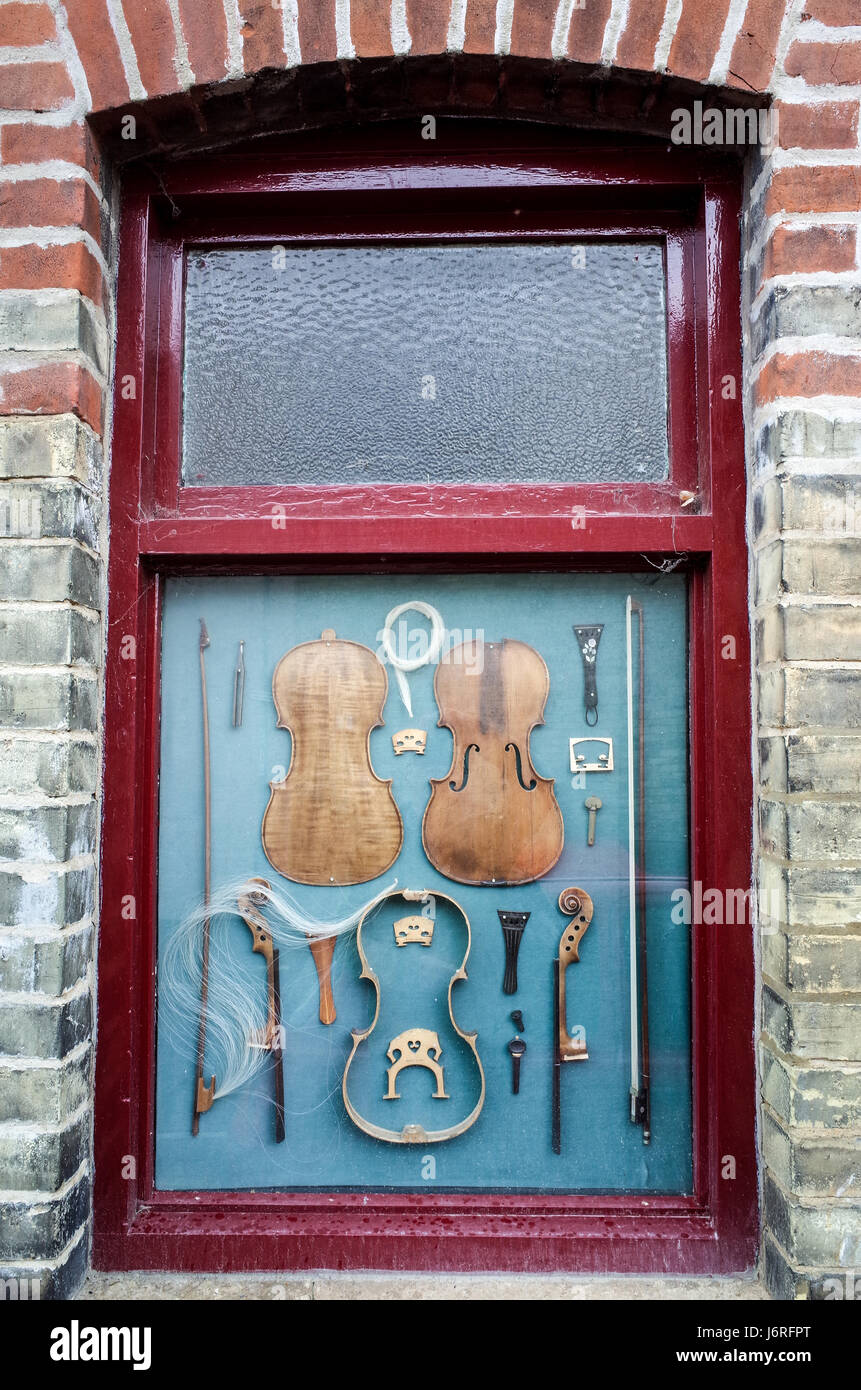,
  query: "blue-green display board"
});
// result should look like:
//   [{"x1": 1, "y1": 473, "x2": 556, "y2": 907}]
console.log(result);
[{"x1": 156, "y1": 573, "x2": 691, "y2": 1192}]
